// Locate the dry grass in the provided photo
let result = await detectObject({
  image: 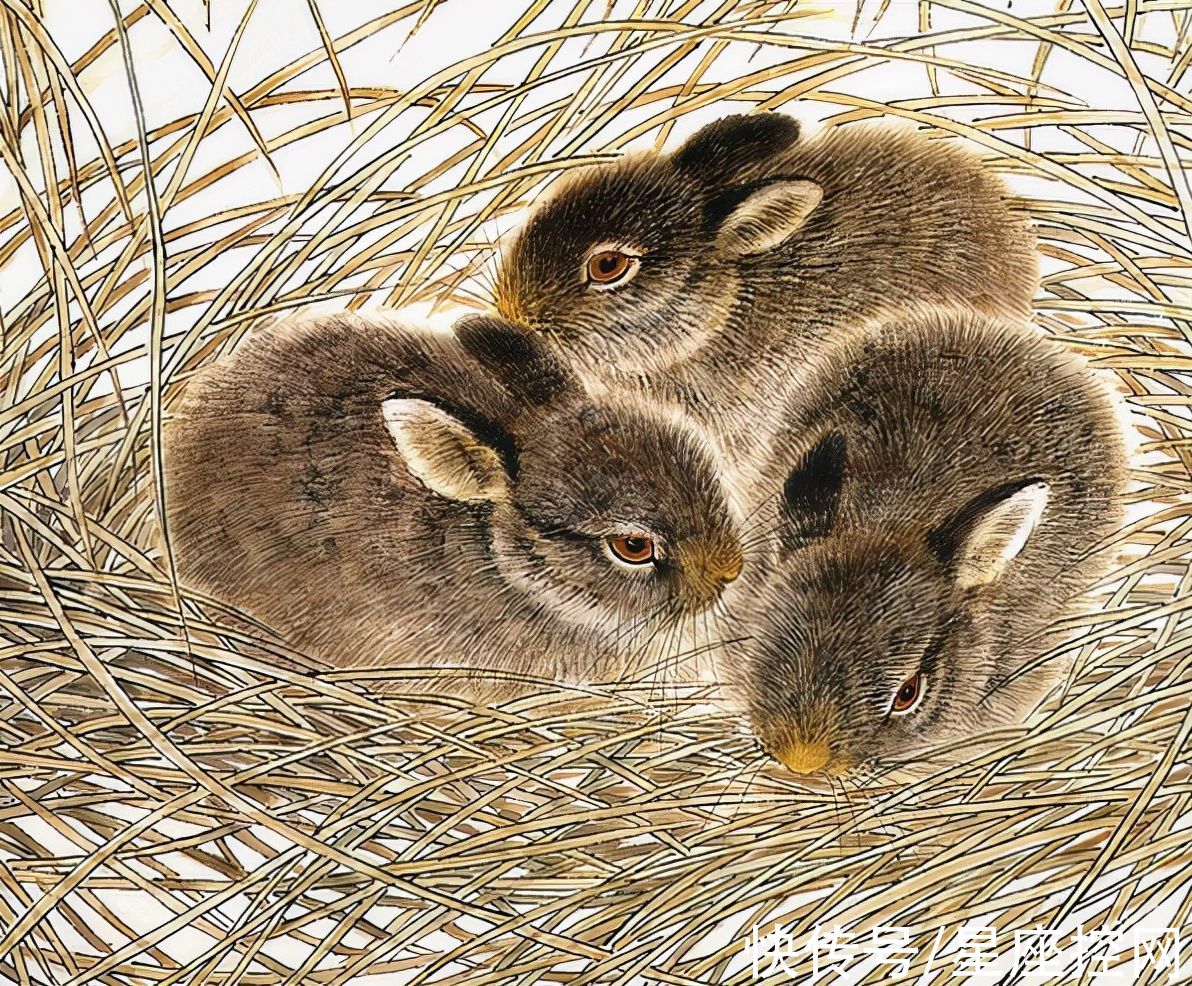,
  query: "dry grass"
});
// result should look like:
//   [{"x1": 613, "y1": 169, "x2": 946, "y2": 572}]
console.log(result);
[{"x1": 0, "y1": 1, "x2": 1190, "y2": 983}]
